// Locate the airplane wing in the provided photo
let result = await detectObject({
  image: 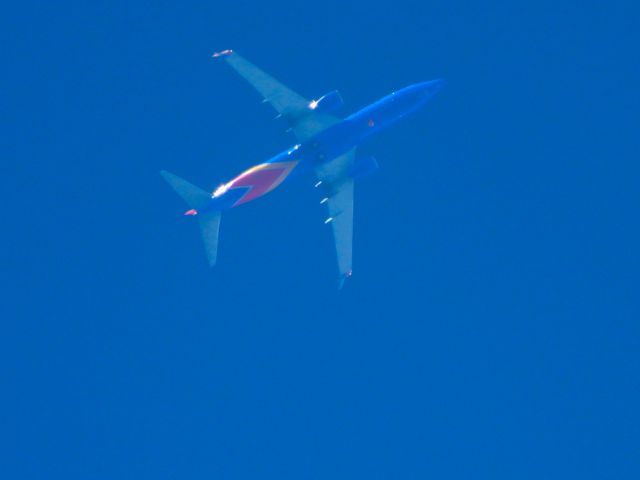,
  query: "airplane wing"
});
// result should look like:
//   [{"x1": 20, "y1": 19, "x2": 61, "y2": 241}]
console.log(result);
[
  {"x1": 315, "y1": 149, "x2": 356, "y2": 288},
  {"x1": 214, "y1": 50, "x2": 339, "y2": 141}
]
